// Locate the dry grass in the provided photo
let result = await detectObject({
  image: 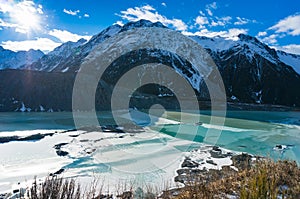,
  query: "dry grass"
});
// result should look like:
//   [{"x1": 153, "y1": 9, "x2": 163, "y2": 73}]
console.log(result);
[
  {"x1": 19, "y1": 159, "x2": 300, "y2": 199},
  {"x1": 172, "y1": 159, "x2": 300, "y2": 199},
  {"x1": 29, "y1": 176, "x2": 81, "y2": 199},
  {"x1": 240, "y1": 160, "x2": 300, "y2": 199}
]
